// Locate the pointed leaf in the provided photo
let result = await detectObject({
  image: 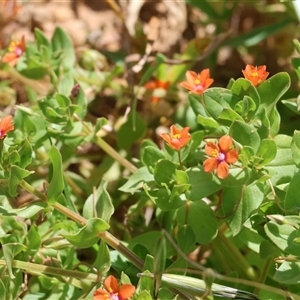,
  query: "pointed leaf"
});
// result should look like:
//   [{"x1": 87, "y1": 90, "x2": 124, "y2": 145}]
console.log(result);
[
  {"x1": 62, "y1": 218, "x2": 109, "y2": 248},
  {"x1": 47, "y1": 146, "x2": 64, "y2": 203}
]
